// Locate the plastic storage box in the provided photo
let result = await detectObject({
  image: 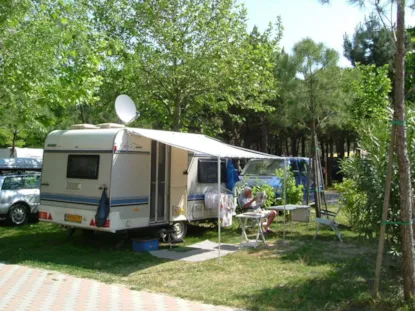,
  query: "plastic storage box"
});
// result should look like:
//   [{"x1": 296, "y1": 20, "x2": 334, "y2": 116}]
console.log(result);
[
  {"x1": 132, "y1": 238, "x2": 159, "y2": 252},
  {"x1": 291, "y1": 208, "x2": 311, "y2": 222}
]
